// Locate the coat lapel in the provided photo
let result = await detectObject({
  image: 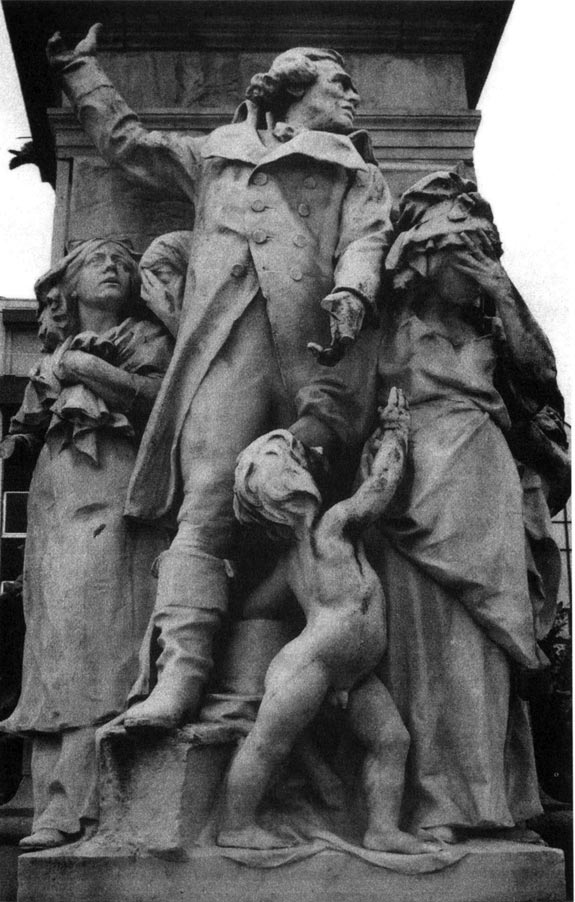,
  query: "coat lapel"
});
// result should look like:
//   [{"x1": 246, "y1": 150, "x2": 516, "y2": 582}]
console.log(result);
[
  {"x1": 253, "y1": 129, "x2": 370, "y2": 172},
  {"x1": 201, "y1": 121, "x2": 268, "y2": 166},
  {"x1": 202, "y1": 114, "x2": 371, "y2": 172}
]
